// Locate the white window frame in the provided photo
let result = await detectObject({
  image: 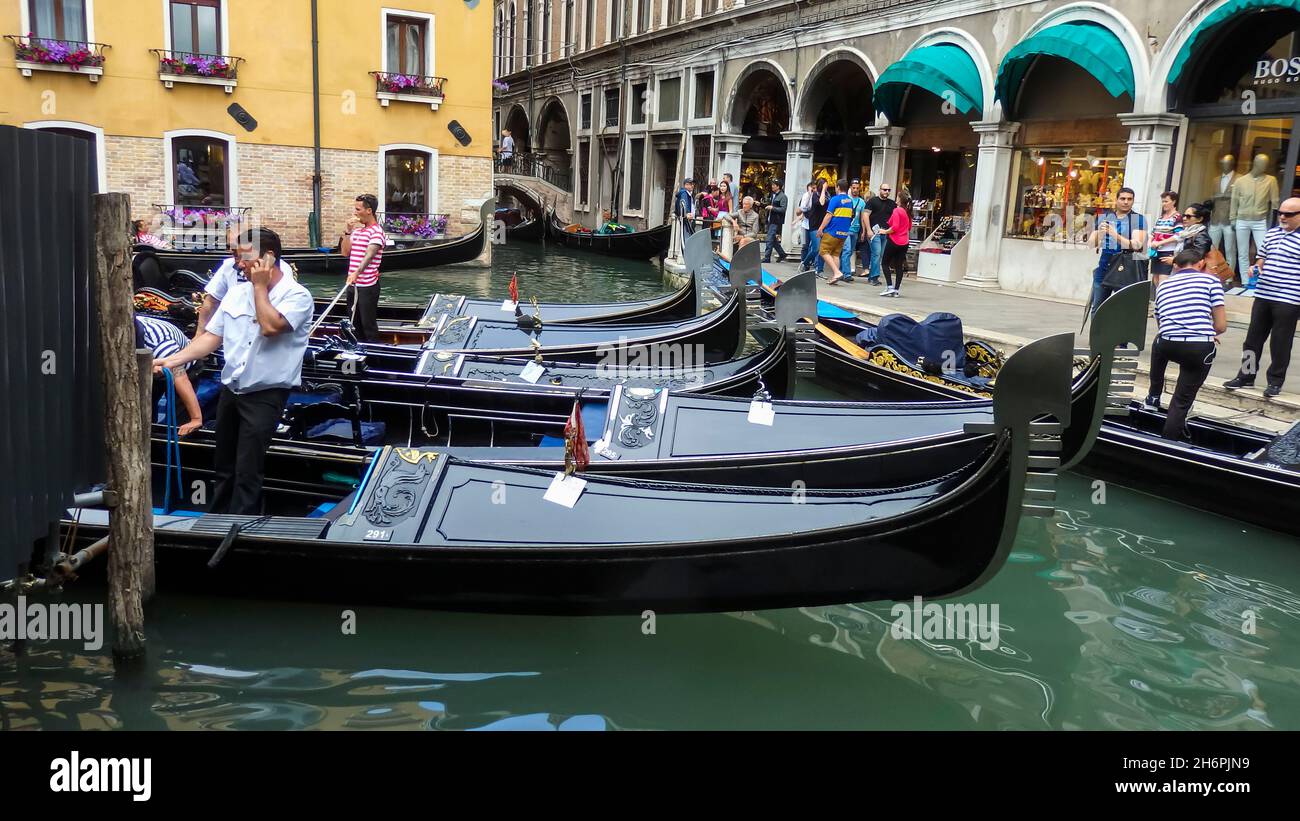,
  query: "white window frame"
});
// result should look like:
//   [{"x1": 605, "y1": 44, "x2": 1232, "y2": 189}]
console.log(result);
[
  {"x1": 163, "y1": 127, "x2": 239, "y2": 206},
  {"x1": 623, "y1": 134, "x2": 647, "y2": 217},
  {"x1": 577, "y1": 90, "x2": 593, "y2": 135},
  {"x1": 20, "y1": 0, "x2": 97, "y2": 42},
  {"x1": 688, "y1": 66, "x2": 717, "y2": 126},
  {"x1": 602, "y1": 85, "x2": 620, "y2": 132},
  {"x1": 381, "y1": 7, "x2": 435, "y2": 77},
  {"x1": 161, "y1": 0, "x2": 231, "y2": 56},
  {"x1": 634, "y1": 0, "x2": 651, "y2": 35},
  {"x1": 605, "y1": 0, "x2": 619, "y2": 45},
  {"x1": 627, "y1": 78, "x2": 649, "y2": 131},
  {"x1": 653, "y1": 71, "x2": 682, "y2": 128},
  {"x1": 562, "y1": 0, "x2": 573, "y2": 59},
  {"x1": 378, "y1": 143, "x2": 440, "y2": 219},
  {"x1": 576, "y1": 137, "x2": 590, "y2": 209},
  {"x1": 23, "y1": 120, "x2": 107, "y2": 193}
]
